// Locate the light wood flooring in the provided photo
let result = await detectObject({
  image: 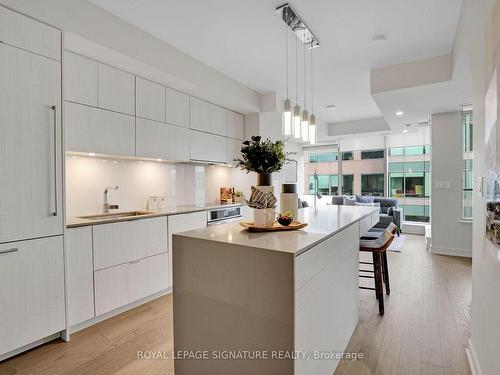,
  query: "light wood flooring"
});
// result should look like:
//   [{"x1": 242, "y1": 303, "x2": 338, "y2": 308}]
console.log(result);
[{"x1": 0, "y1": 234, "x2": 471, "y2": 375}]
